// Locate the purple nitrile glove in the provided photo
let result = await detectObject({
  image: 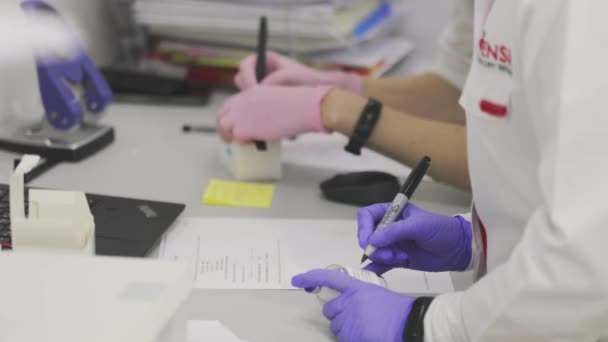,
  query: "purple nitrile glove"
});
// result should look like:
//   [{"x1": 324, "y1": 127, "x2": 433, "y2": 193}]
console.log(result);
[
  {"x1": 358, "y1": 203, "x2": 472, "y2": 274},
  {"x1": 234, "y1": 51, "x2": 363, "y2": 95},
  {"x1": 292, "y1": 269, "x2": 414, "y2": 342}
]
